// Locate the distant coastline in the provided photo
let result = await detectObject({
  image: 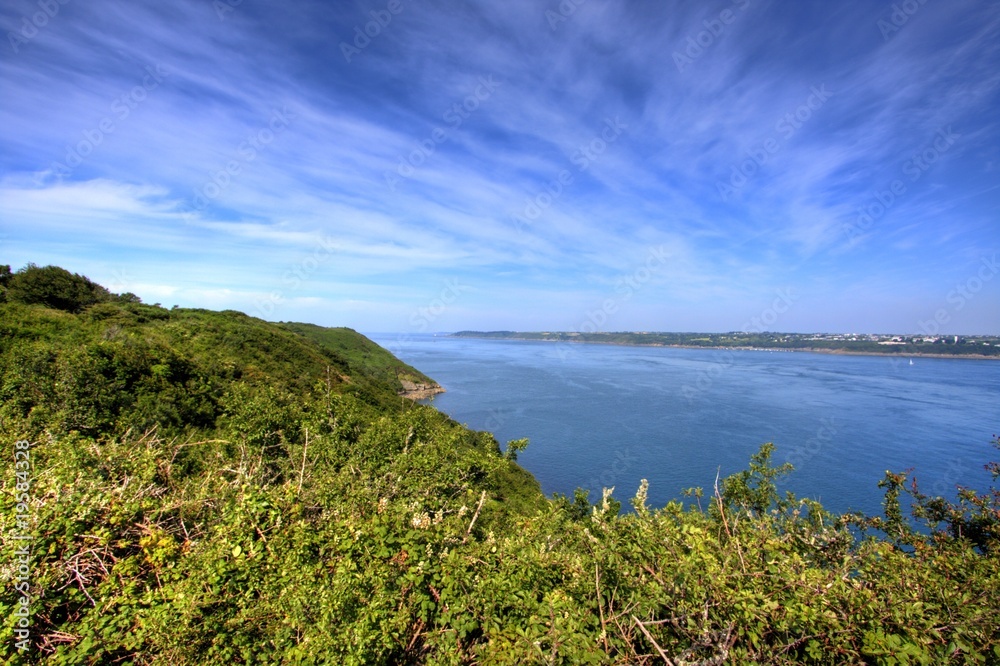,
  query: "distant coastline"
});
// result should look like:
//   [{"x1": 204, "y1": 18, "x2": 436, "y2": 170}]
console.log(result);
[{"x1": 450, "y1": 331, "x2": 1000, "y2": 360}]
